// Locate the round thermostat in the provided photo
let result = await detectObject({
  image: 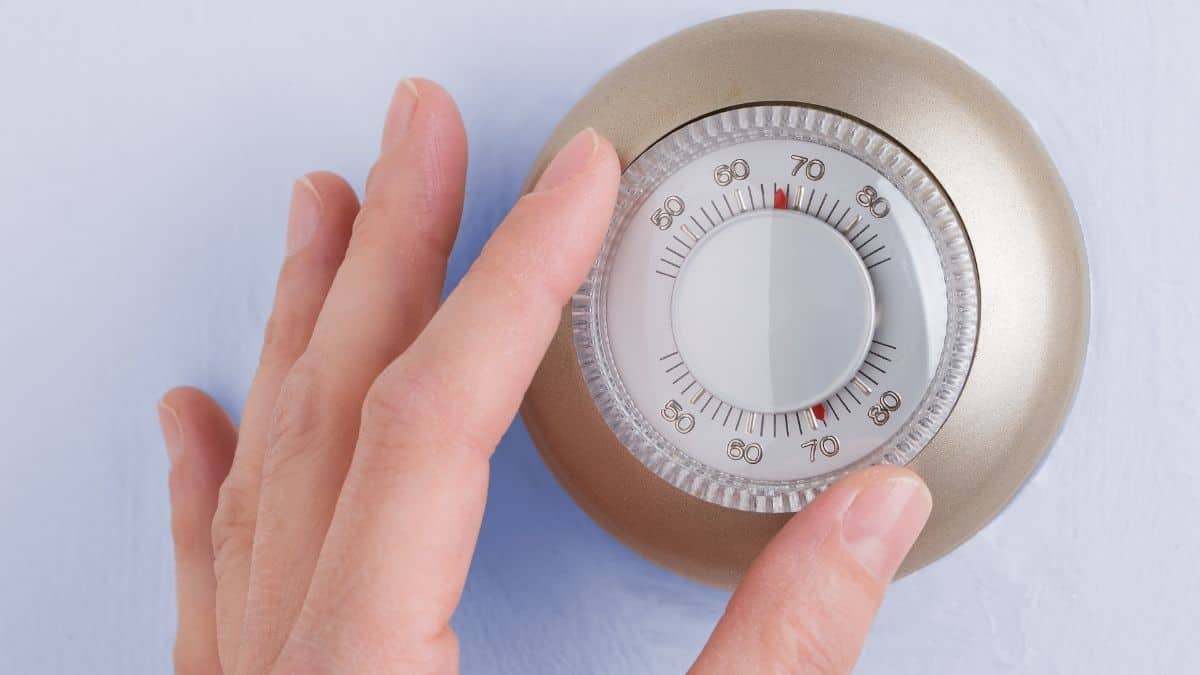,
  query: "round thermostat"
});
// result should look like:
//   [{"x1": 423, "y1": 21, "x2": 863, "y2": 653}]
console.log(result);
[{"x1": 521, "y1": 10, "x2": 1088, "y2": 587}]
